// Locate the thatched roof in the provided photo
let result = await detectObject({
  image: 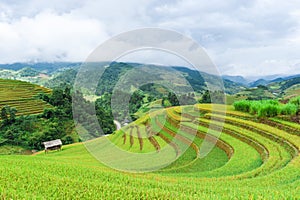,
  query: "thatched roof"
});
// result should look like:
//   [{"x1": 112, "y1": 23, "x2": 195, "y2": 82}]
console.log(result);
[{"x1": 43, "y1": 139, "x2": 62, "y2": 149}]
